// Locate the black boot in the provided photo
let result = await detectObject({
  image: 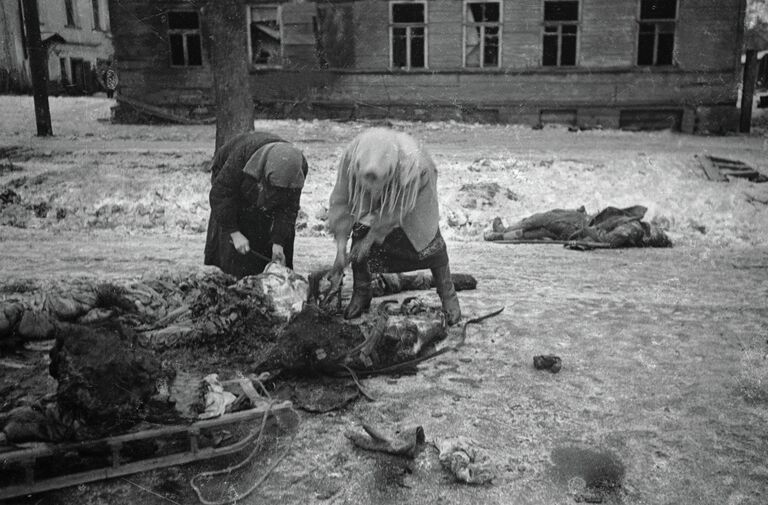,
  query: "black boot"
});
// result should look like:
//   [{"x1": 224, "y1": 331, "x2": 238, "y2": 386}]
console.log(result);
[
  {"x1": 431, "y1": 263, "x2": 461, "y2": 325},
  {"x1": 344, "y1": 261, "x2": 373, "y2": 319}
]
